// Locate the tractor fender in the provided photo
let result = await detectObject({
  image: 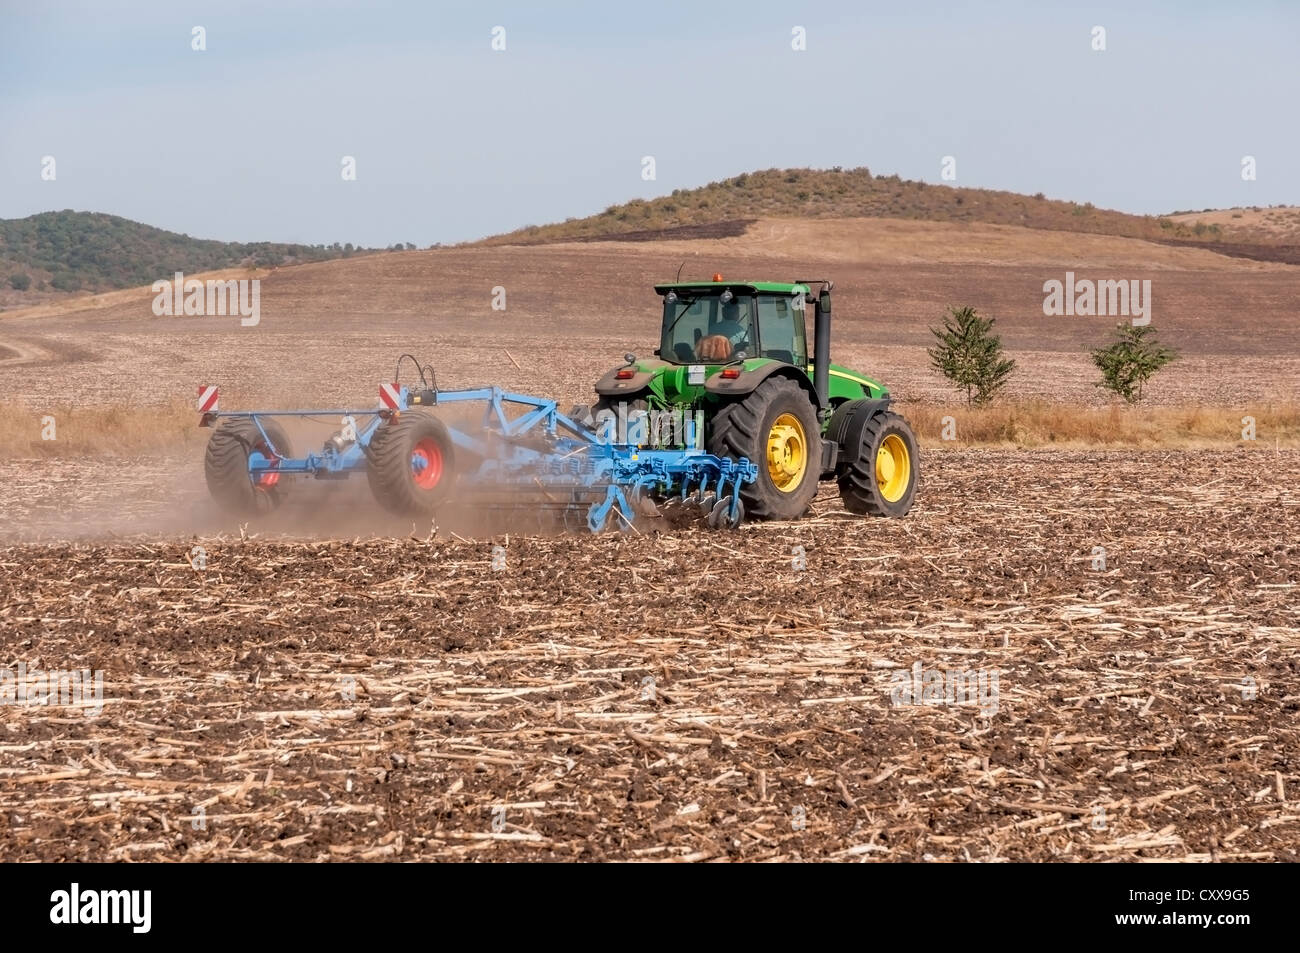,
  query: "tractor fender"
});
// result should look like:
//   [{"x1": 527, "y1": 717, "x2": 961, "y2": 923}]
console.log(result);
[
  {"x1": 594, "y1": 364, "x2": 661, "y2": 397},
  {"x1": 705, "y1": 363, "x2": 821, "y2": 407},
  {"x1": 826, "y1": 397, "x2": 894, "y2": 469}
]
